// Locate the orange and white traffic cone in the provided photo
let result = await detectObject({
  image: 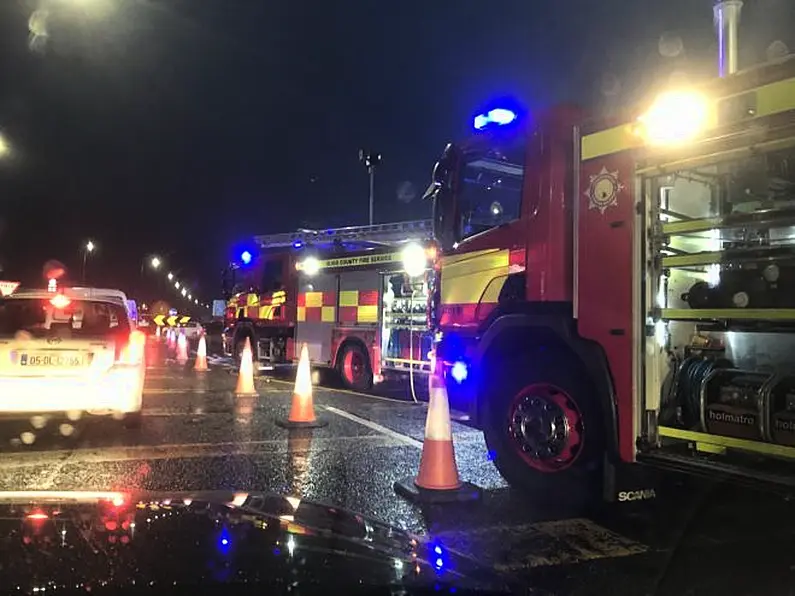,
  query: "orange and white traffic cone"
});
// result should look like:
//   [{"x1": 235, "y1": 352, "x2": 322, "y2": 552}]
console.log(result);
[
  {"x1": 394, "y1": 361, "x2": 479, "y2": 503},
  {"x1": 276, "y1": 343, "x2": 327, "y2": 429},
  {"x1": 194, "y1": 334, "x2": 209, "y2": 372},
  {"x1": 176, "y1": 332, "x2": 188, "y2": 365},
  {"x1": 235, "y1": 337, "x2": 258, "y2": 397}
]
